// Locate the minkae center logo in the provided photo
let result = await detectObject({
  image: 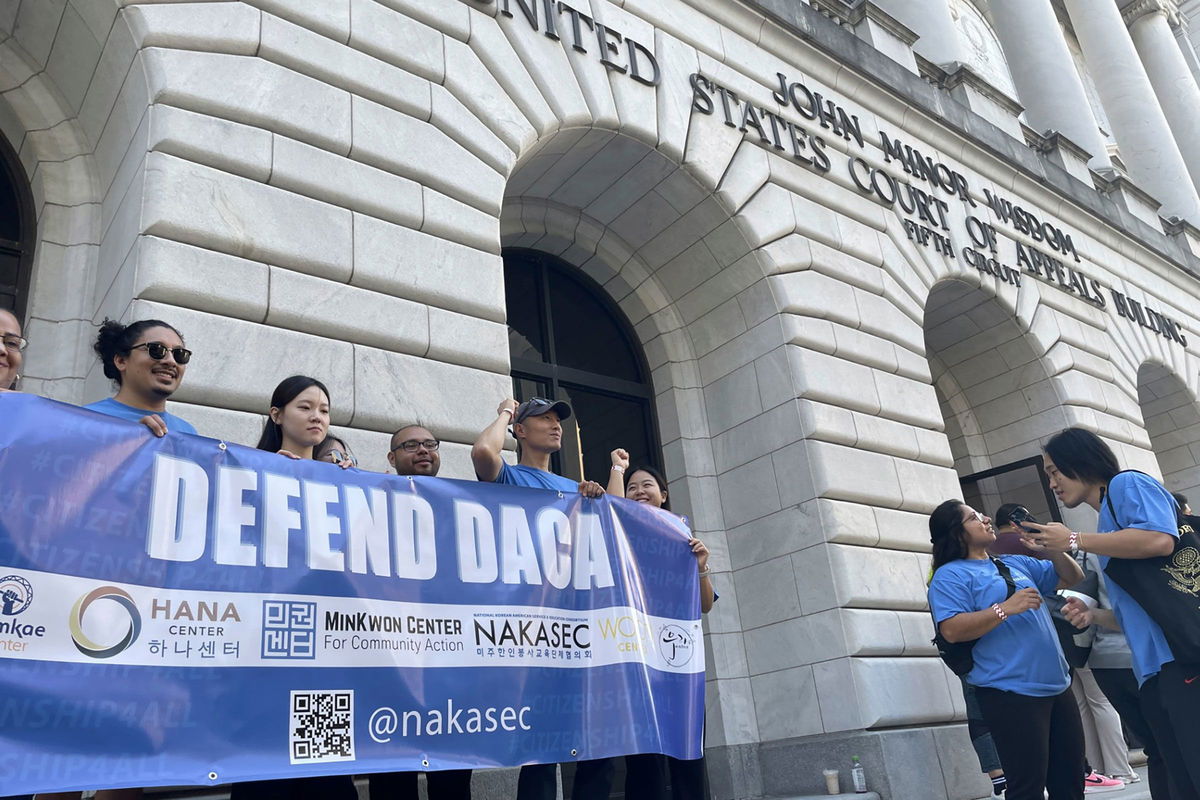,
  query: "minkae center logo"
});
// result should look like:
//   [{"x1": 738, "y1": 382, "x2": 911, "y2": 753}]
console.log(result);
[{"x1": 0, "y1": 574, "x2": 45, "y2": 651}]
